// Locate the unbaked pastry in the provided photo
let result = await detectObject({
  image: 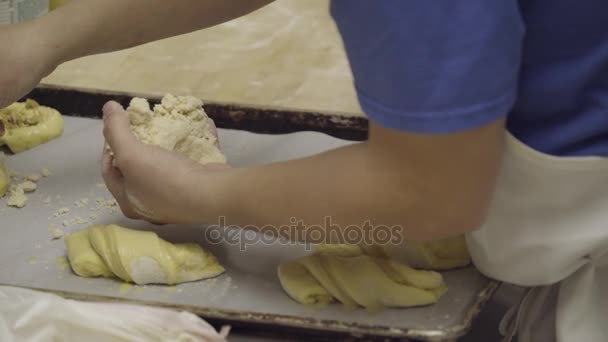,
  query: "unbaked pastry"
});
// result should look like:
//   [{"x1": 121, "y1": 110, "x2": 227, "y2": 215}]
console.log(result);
[
  {"x1": 66, "y1": 225, "x2": 224, "y2": 285},
  {"x1": 0, "y1": 99, "x2": 64, "y2": 153},
  {"x1": 278, "y1": 244, "x2": 447, "y2": 310},
  {"x1": 126, "y1": 94, "x2": 226, "y2": 165},
  {"x1": 361, "y1": 236, "x2": 471, "y2": 271}
]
